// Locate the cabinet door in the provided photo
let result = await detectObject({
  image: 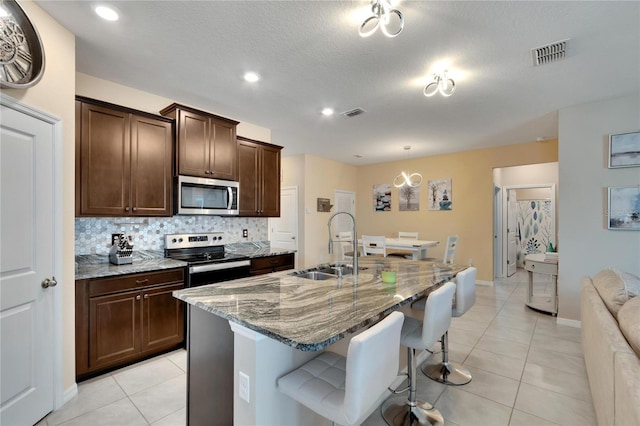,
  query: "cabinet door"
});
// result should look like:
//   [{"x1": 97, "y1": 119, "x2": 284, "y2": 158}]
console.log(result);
[
  {"x1": 237, "y1": 139, "x2": 260, "y2": 216},
  {"x1": 209, "y1": 118, "x2": 237, "y2": 181},
  {"x1": 89, "y1": 290, "x2": 141, "y2": 370},
  {"x1": 260, "y1": 144, "x2": 281, "y2": 217},
  {"x1": 130, "y1": 115, "x2": 173, "y2": 216},
  {"x1": 78, "y1": 103, "x2": 131, "y2": 216},
  {"x1": 177, "y1": 109, "x2": 210, "y2": 177},
  {"x1": 141, "y1": 283, "x2": 185, "y2": 353}
]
